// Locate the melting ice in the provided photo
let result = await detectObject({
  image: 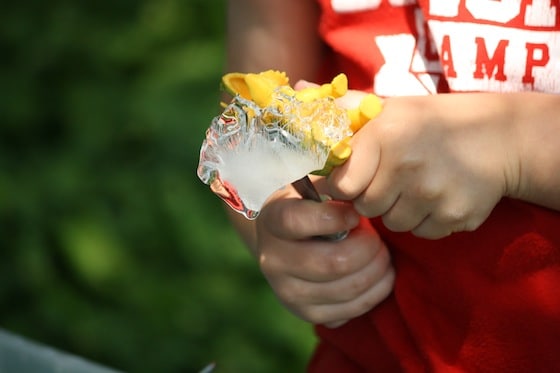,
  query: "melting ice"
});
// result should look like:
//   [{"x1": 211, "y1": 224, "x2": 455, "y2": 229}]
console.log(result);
[{"x1": 197, "y1": 92, "x2": 350, "y2": 219}]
